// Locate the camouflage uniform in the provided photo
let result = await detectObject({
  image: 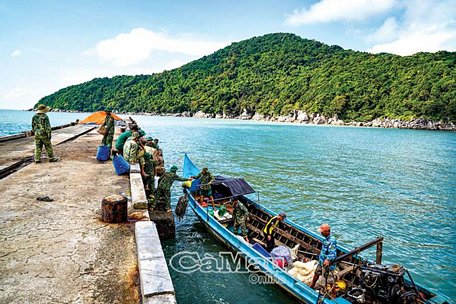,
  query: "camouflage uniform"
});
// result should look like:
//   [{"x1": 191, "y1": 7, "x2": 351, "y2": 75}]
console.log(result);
[
  {"x1": 192, "y1": 171, "x2": 214, "y2": 197},
  {"x1": 149, "y1": 141, "x2": 159, "y2": 149},
  {"x1": 153, "y1": 149, "x2": 165, "y2": 176},
  {"x1": 151, "y1": 171, "x2": 187, "y2": 210},
  {"x1": 101, "y1": 113, "x2": 115, "y2": 147},
  {"x1": 123, "y1": 138, "x2": 145, "y2": 165},
  {"x1": 32, "y1": 112, "x2": 55, "y2": 162},
  {"x1": 233, "y1": 201, "x2": 249, "y2": 236},
  {"x1": 142, "y1": 152, "x2": 156, "y2": 194}
]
